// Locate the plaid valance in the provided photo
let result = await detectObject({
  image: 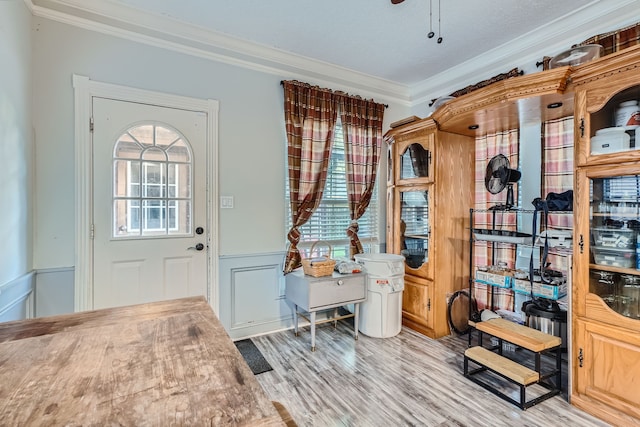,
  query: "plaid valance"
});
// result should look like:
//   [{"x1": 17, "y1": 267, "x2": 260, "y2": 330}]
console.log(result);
[
  {"x1": 578, "y1": 21, "x2": 640, "y2": 57},
  {"x1": 540, "y1": 21, "x2": 640, "y2": 70}
]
